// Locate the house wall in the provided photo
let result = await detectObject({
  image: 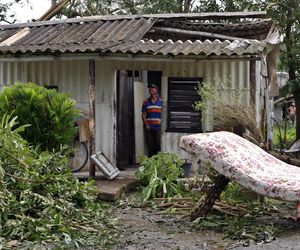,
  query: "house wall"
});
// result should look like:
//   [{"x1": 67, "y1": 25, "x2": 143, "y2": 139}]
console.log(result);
[
  {"x1": 0, "y1": 58, "x2": 259, "y2": 165},
  {"x1": 112, "y1": 60, "x2": 251, "y2": 159}
]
